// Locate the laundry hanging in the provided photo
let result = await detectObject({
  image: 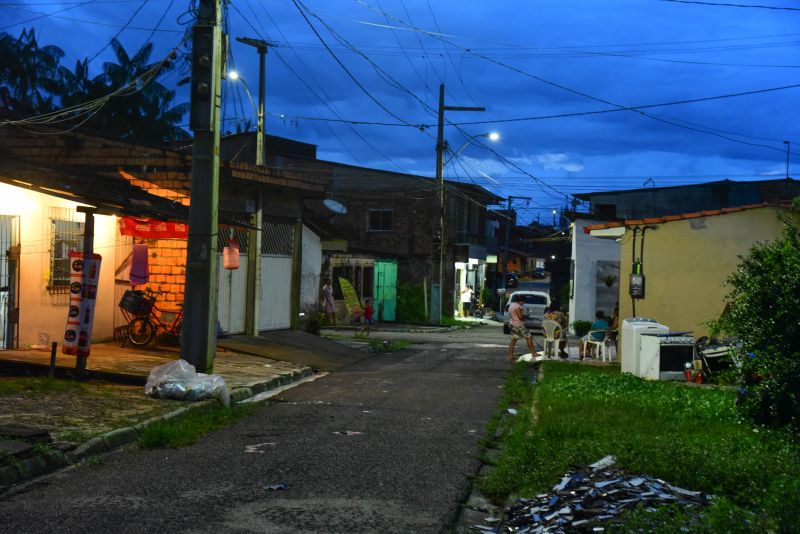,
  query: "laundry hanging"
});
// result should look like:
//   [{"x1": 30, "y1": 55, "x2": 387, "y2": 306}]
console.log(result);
[{"x1": 129, "y1": 243, "x2": 150, "y2": 286}]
